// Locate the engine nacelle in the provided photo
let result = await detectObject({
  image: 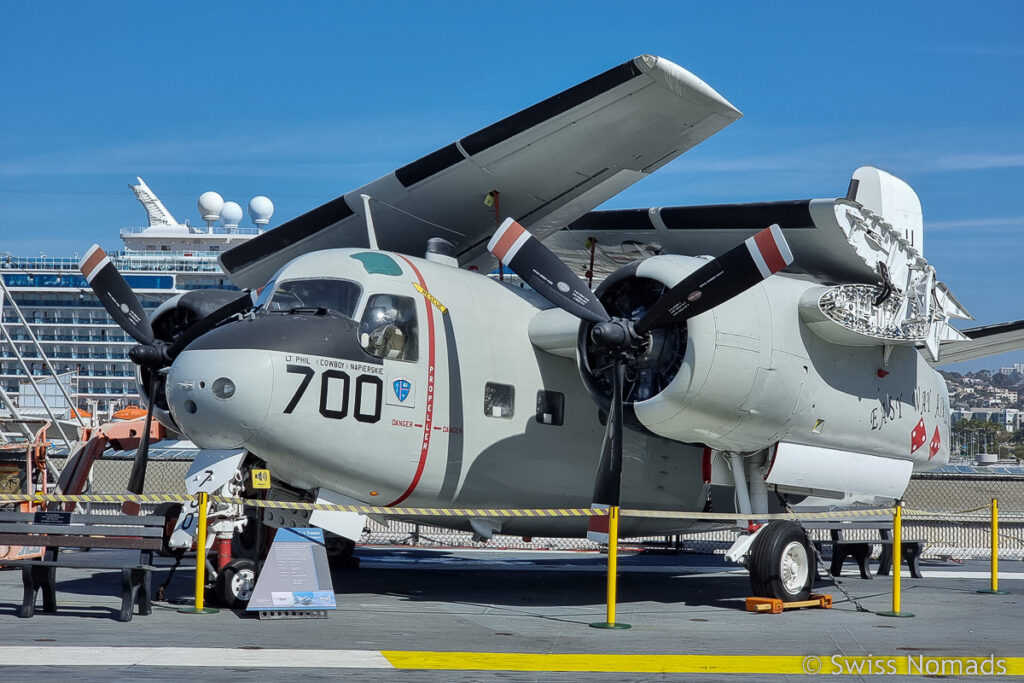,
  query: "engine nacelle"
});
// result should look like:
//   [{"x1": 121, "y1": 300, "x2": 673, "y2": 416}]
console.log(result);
[
  {"x1": 137, "y1": 289, "x2": 248, "y2": 433},
  {"x1": 580, "y1": 254, "x2": 950, "y2": 468}
]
